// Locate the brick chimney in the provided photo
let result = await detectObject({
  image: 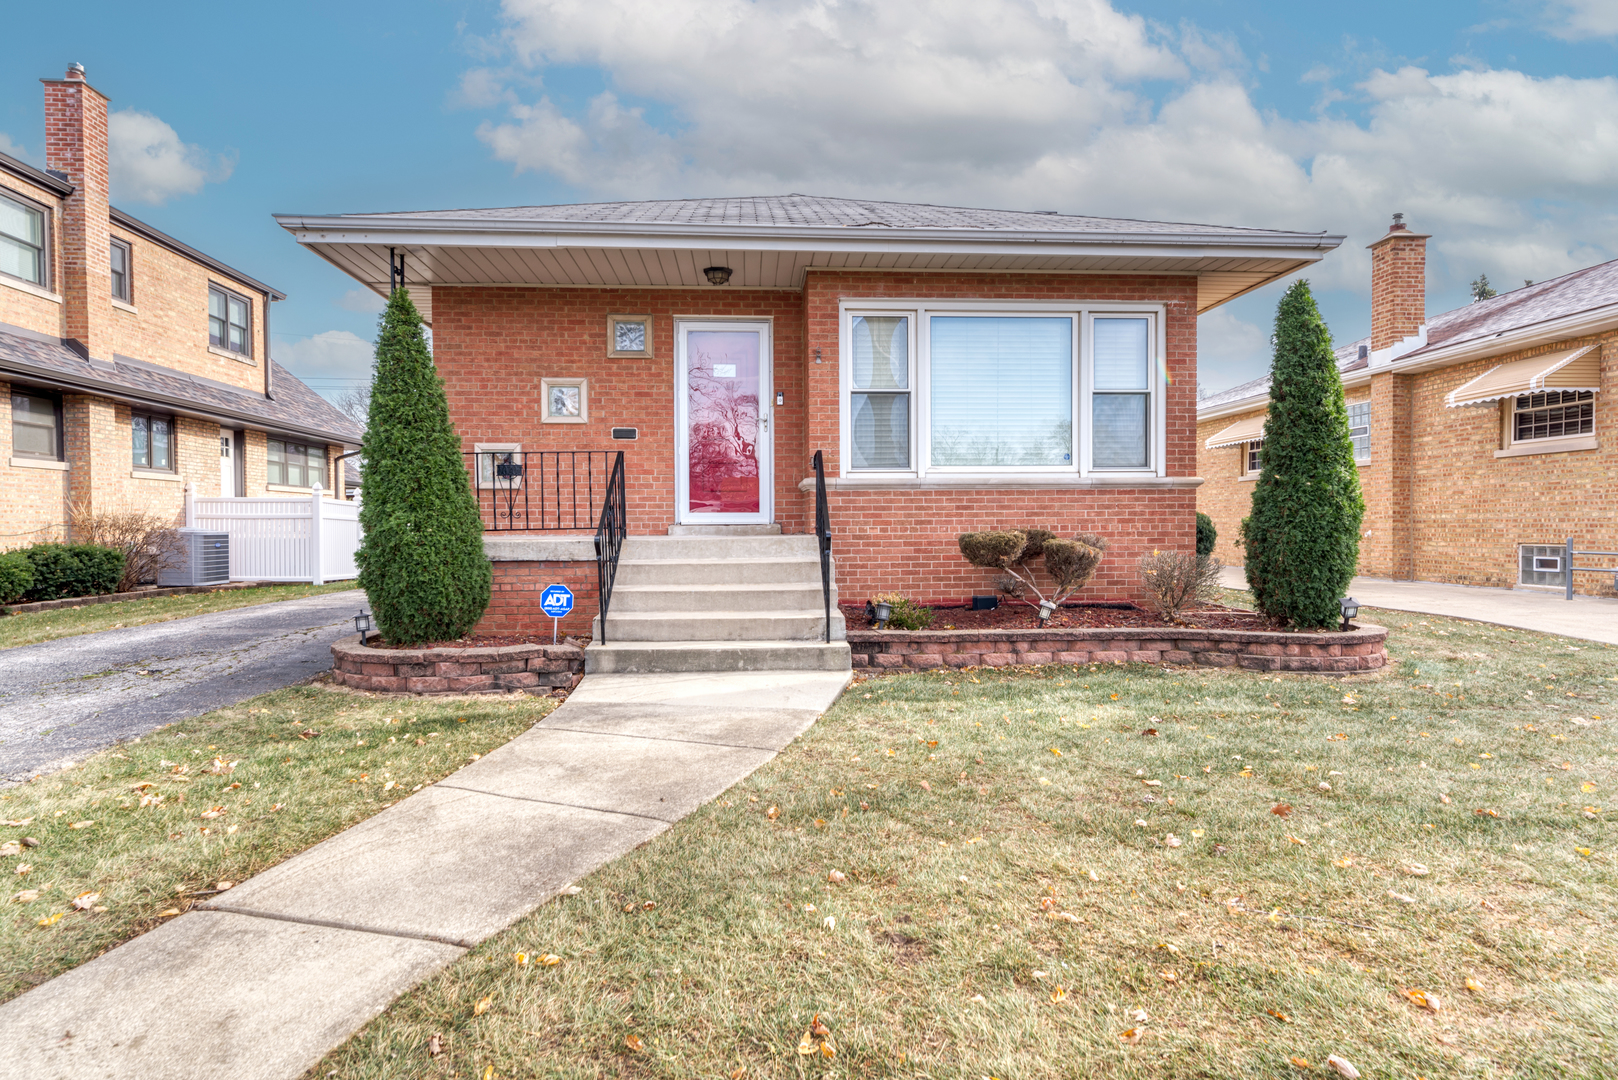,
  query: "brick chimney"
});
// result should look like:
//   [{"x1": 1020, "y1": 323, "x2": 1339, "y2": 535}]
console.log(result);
[
  {"x1": 1367, "y1": 212, "x2": 1429, "y2": 355},
  {"x1": 42, "y1": 63, "x2": 112, "y2": 359}
]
